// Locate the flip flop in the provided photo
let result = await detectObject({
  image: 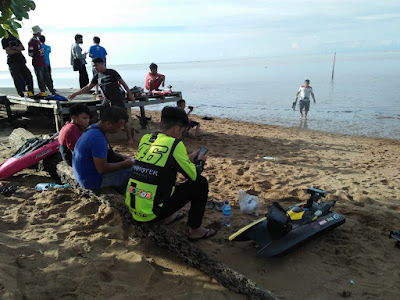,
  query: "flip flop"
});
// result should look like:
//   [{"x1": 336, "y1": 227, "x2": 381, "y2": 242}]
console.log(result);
[
  {"x1": 164, "y1": 211, "x2": 185, "y2": 225},
  {"x1": 206, "y1": 200, "x2": 215, "y2": 209},
  {"x1": 188, "y1": 228, "x2": 217, "y2": 242},
  {"x1": 214, "y1": 201, "x2": 223, "y2": 212}
]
